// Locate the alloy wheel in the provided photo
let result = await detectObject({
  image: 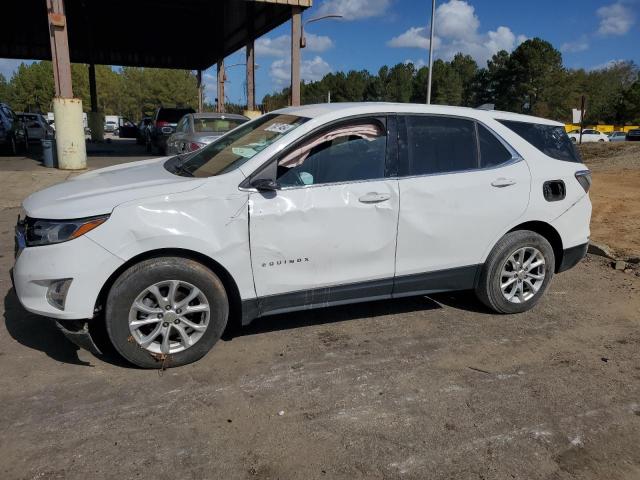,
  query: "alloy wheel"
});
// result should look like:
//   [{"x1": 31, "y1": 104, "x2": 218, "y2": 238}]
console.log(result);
[
  {"x1": 500, "y1": 247, "x2": 546, "y2": 304},
  {"x1": 128, "y1": 280, "x2": 210, "y2": 354}
]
